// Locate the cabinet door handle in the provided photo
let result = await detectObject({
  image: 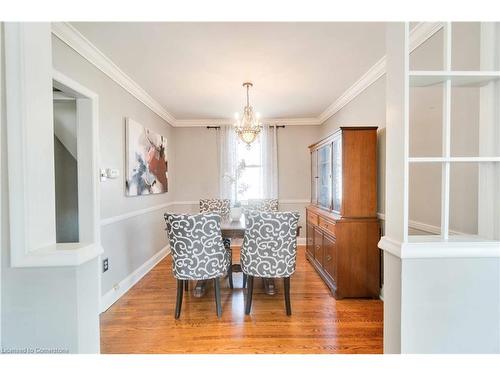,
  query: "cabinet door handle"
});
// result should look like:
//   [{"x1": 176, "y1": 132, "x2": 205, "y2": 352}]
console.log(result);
[{"x1": 326, "y1": 255, "x2": 332, "y2": 261}]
